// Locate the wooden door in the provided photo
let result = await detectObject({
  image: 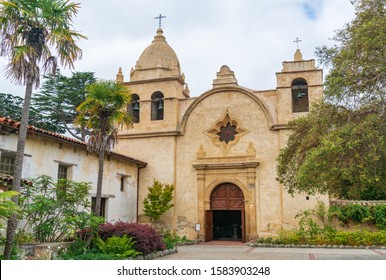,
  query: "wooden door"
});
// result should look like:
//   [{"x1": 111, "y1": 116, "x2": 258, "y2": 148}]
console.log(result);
[
  {"x1": 209, "y1": 183, "x2": 246, "y2": 242},
  {"x1": 205, "y1": 210, "x2": 213, "y2": 242},
  {"x1": 211, "y1": 183, "x2": 244, "y2": 210}
]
